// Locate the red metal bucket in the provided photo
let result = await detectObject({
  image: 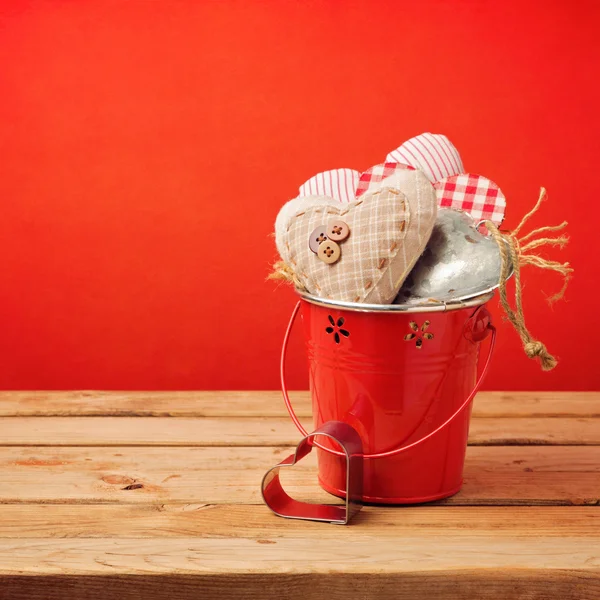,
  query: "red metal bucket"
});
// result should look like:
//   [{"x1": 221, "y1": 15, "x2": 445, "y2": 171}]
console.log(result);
[{"x1": 281, "y1": 294, "x2": 495, "y2": 505}]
